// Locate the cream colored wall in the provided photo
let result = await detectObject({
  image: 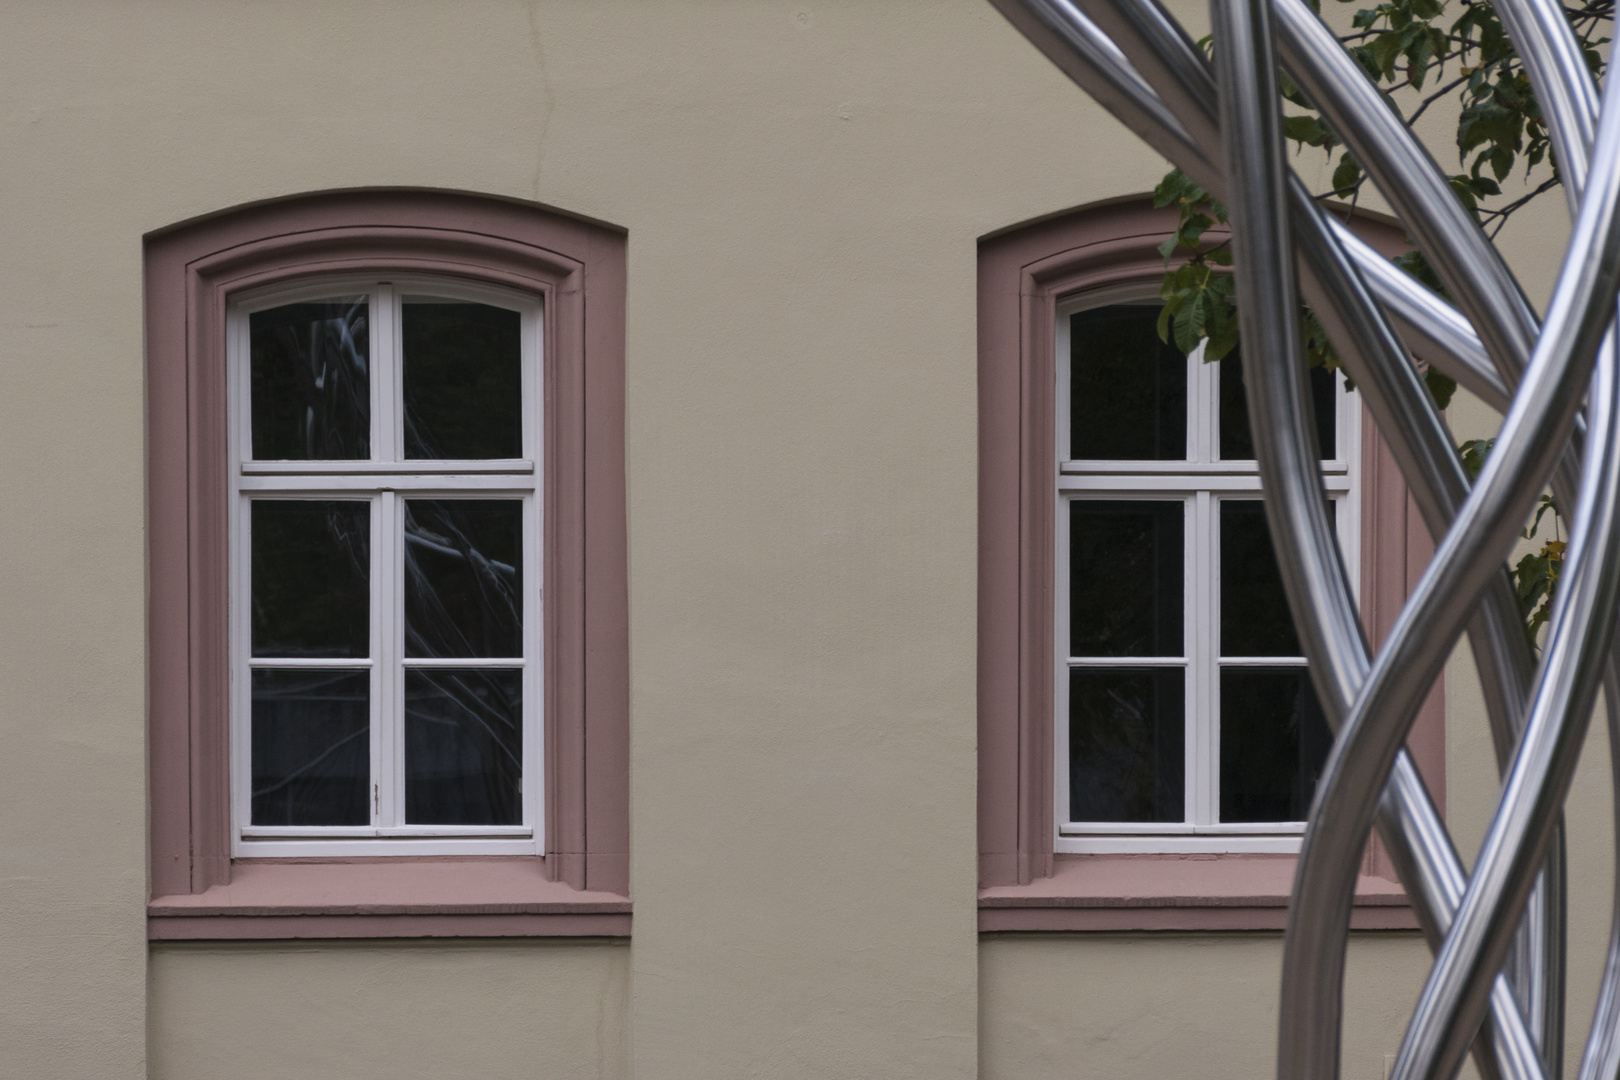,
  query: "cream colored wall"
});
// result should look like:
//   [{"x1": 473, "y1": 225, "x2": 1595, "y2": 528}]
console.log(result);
[
  {"x1": 981, "y1": 932, "x2": 1435, "y2": 1080},
  {"x1": 148, "y1": 941, "x2": 629, "y2": 1080},
  {"x1": 0, "y1": 1, "x2": 1171, "y2": 1077},
  {"x1": 2, "y1": 0, "x2": 1598, "y2": 1077}
]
